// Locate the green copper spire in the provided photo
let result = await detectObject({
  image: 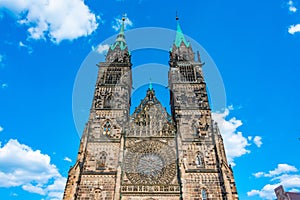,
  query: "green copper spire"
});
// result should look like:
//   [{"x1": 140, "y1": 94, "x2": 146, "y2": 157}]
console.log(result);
[
  {"x1": 175, "y1": 16, "x2": 190, "y2": 48},
  {"x1": 116, "y1": 16, "x2": 125, "y2": 42},
  {"x1": 110, "y1": 16, "x2": 127, "y2": 51},
  {"x1": 149, "y1": 79, "x2": 153, "y2": 90}
]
